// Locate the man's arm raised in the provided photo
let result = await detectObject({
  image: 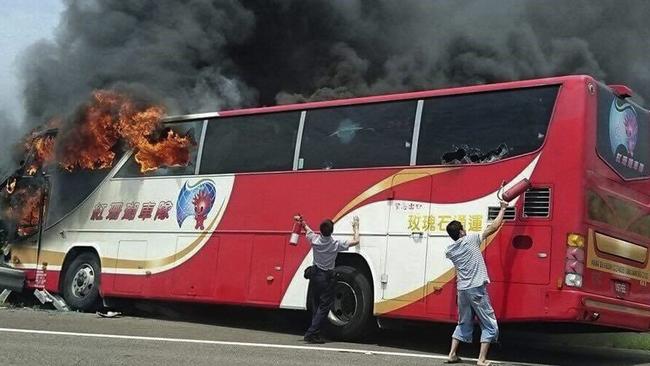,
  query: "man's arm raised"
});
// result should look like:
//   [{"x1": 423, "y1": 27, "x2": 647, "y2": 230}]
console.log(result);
[
  {"x1": 294, "y1": 215, "x2": 317, "y2": 242},
  {"x1": 347, "y1": 216, "x2": 361, "y2": 247},
  {"x1": 480, "y1": 200, "x2": 508, "y2": 242}
]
